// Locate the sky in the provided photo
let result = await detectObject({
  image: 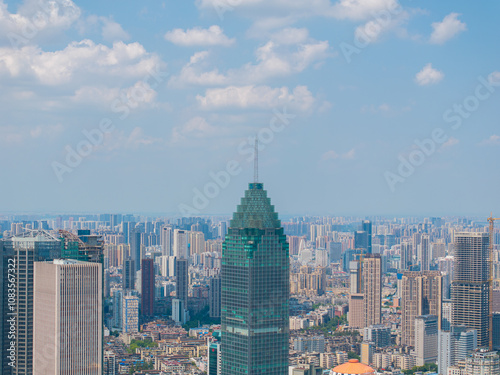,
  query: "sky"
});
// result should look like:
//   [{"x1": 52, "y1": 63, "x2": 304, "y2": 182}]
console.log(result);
[{"x1": 0, "y1": 0, "x2": 499, "y2": 217}]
